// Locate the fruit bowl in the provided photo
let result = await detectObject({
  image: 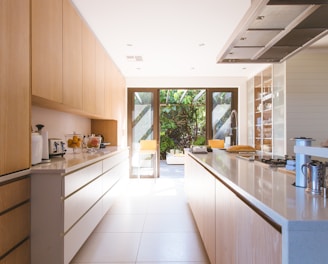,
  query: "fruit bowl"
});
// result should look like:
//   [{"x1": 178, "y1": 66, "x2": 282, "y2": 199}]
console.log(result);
[
  {"x1": 86, "y1": 135, "x2": 102, "y2": 151},
  {"x1": 65, "y1": 133, "x2": 83, "y2": 153}
]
